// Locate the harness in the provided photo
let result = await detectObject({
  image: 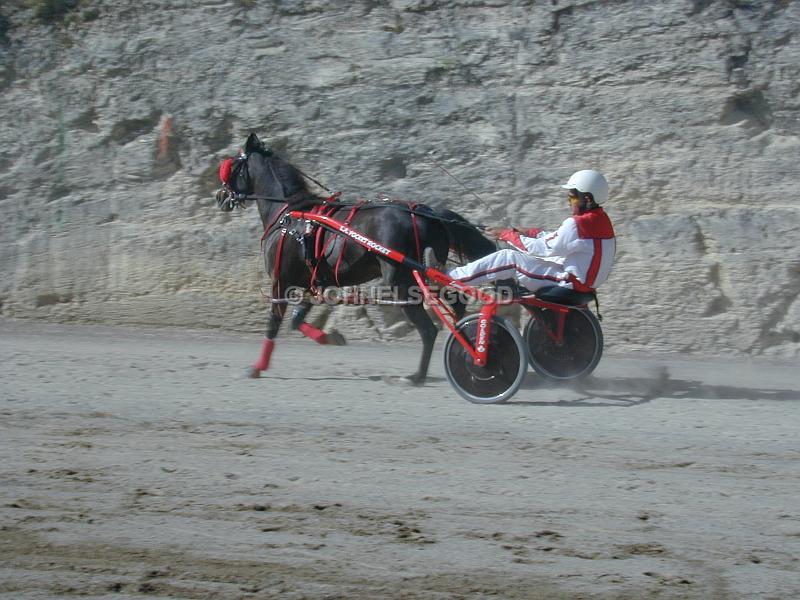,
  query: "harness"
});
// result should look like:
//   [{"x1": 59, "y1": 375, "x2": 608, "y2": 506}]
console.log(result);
[{"x1": 267, "y1": 197, "x2": 425, "y2": 297}]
